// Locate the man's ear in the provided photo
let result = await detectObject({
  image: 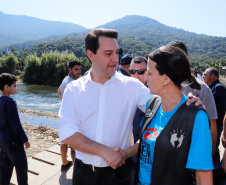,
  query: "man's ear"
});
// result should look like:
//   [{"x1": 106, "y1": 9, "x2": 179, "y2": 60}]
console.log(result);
[
  {"x1": 210, "y1": 73, "x2": 215, "y2": 82},
  {"x1": 86, "y1": 50, "x2": 94, "y2": 62}
]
